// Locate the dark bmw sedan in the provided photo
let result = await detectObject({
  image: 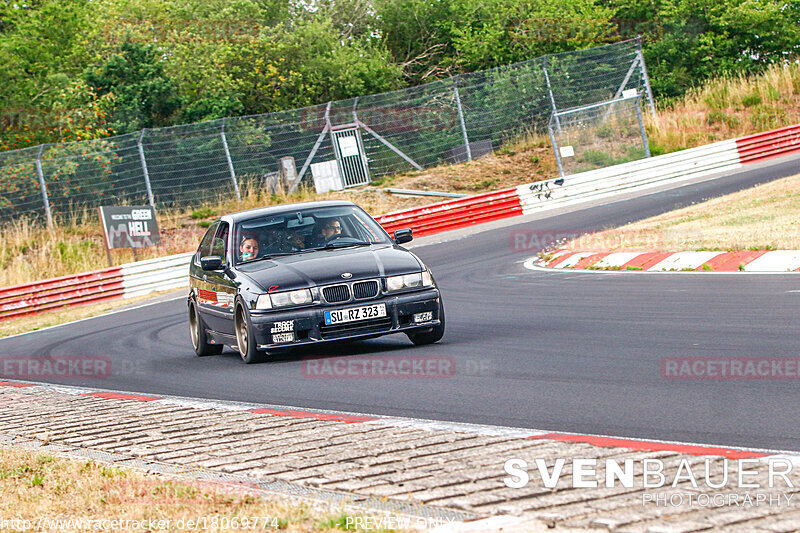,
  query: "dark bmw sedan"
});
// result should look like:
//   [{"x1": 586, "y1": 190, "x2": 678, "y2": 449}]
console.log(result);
[{"x1": 188, "y1": 201, "x2": 444, "y2": 363}]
